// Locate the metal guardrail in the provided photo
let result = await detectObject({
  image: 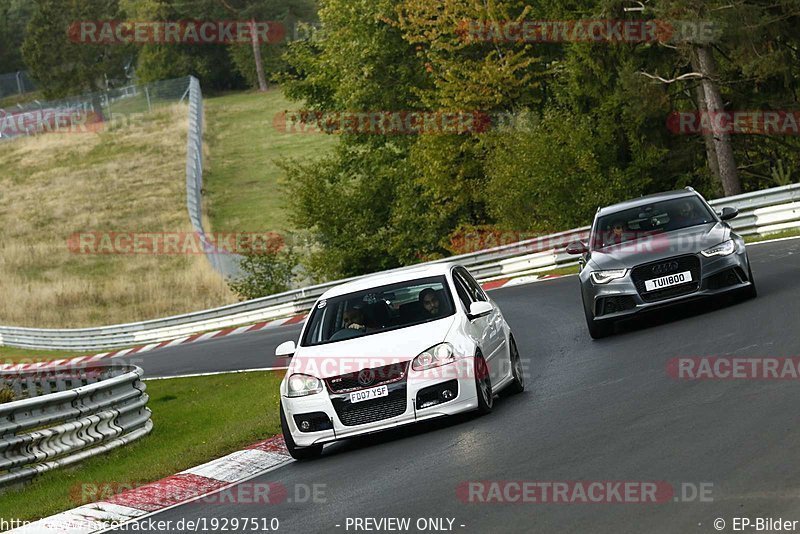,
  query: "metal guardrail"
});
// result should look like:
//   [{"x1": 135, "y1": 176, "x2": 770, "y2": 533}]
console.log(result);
[
  {"x1": 0, "y1": 183, "x2": 797, "y2": 350},
  {"x1": 0, "y1": 363, "x2": 152, "y2": 488}
]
